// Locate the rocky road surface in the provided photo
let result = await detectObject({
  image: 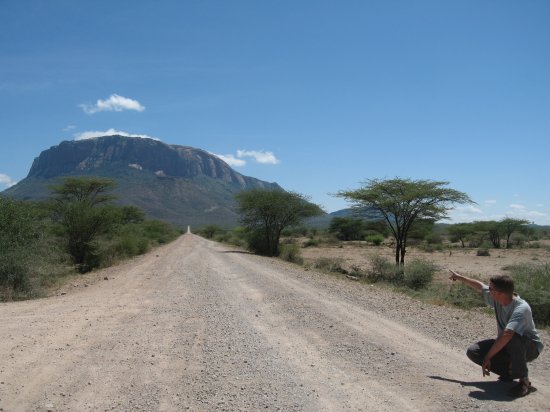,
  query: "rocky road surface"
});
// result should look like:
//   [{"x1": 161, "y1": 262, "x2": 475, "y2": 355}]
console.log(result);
[{"x1": 1, "y1": 234, "x2": 548, "y2": 411}]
